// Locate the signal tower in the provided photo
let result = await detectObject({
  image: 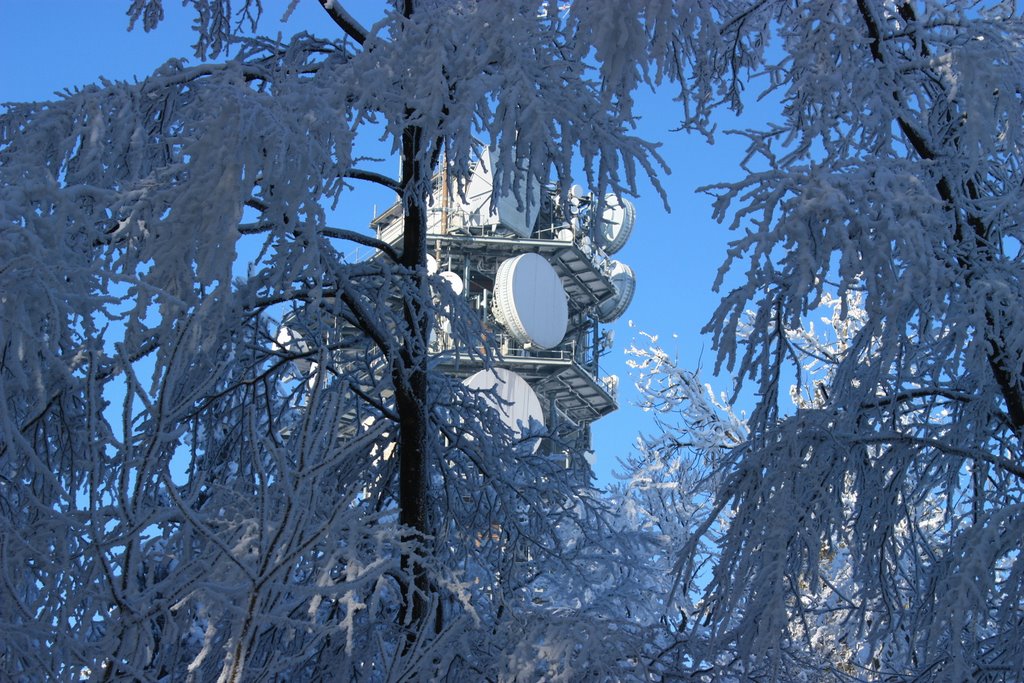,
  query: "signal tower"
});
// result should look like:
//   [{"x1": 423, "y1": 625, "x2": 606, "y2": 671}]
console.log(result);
[{"x1": 371, "y1": 148, "x2": 637, "y2": 460}]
